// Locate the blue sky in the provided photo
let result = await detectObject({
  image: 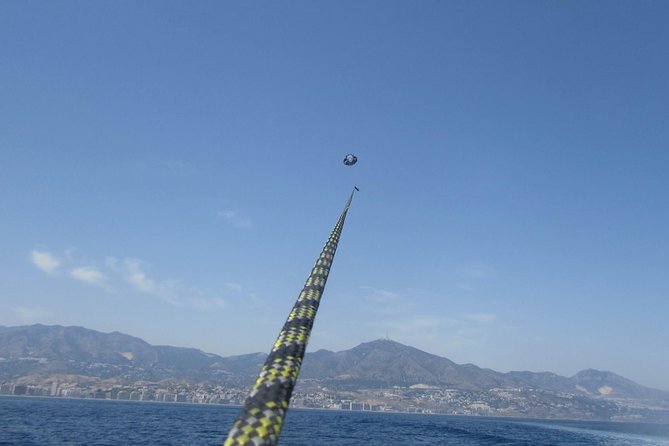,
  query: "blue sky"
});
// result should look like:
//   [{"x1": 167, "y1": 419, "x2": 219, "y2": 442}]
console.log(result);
[{"x1": 1, "y1": 1, "x2": 668, "y2": 391}]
